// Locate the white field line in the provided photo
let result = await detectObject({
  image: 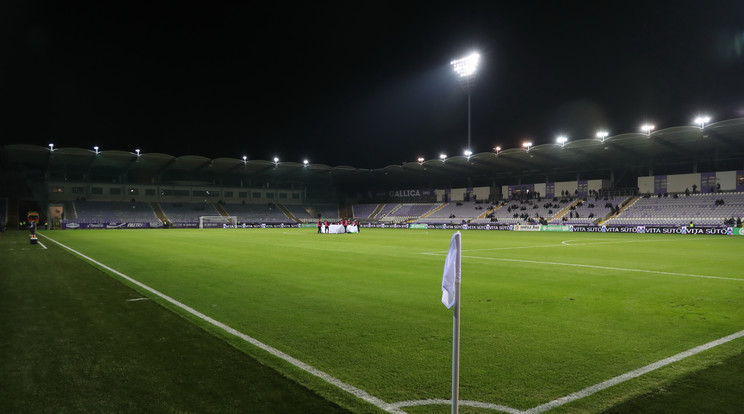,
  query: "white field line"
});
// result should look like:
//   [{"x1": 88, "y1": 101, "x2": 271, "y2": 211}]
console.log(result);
[
  {"x1": 422, "y1": 254, "x2": 744, "y2": 283},
  {"x1": 38, "y1": 233, "x2": 405, "y2": 414},
  {"x1": 421, "y1": 238, "x2": 744, "y2": 283},
  {"x1": 421, "y1": 237, "x2": 693, "y2": 255},
  {"x1": 524, "y1": 328, "x2": 744, "y2": 413},
  {"x1": 392, "y1": 328, "x2": 744, "y2": 413}
]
